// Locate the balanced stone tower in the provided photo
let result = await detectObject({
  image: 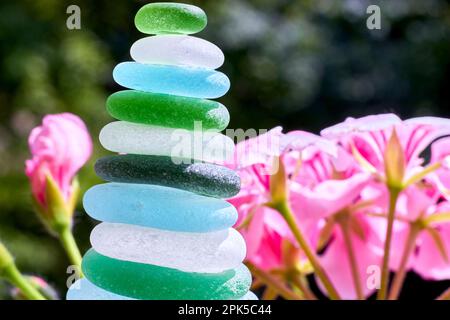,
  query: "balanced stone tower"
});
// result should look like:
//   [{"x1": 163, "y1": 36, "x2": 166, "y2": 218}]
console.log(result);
[{"x1": 67, "y1": 2, "x2": 255, "y2": 300}]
